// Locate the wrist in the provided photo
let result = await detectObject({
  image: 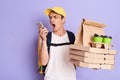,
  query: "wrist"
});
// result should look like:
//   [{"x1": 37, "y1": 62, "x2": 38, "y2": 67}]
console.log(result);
[{"x1": 42, "y1": 40, "x2": 47, "y2": 43}]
